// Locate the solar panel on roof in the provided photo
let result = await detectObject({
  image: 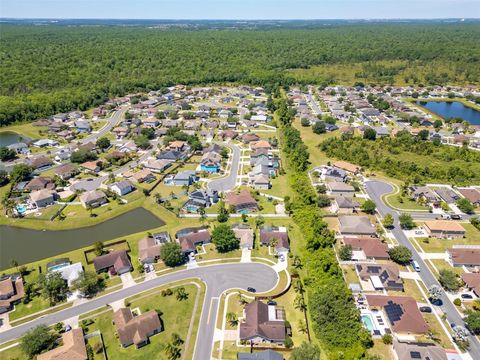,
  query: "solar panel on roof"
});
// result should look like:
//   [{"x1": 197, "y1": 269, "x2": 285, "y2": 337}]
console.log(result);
[
  {"x1": 384, "y1": 301, "x2": 403, "y2": 323},
  {"x1": 410, "y1": 351, "x2": 421, "y2": 359}
]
